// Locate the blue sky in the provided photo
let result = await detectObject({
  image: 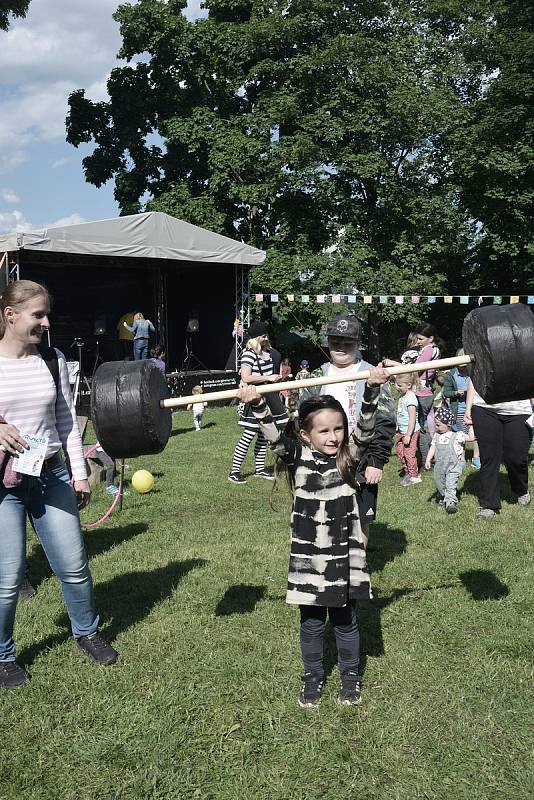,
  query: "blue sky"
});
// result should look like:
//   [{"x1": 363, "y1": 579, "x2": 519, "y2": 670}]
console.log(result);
[{"x1": 0, "y1": 0, "x2": 203, "y2": 234}]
